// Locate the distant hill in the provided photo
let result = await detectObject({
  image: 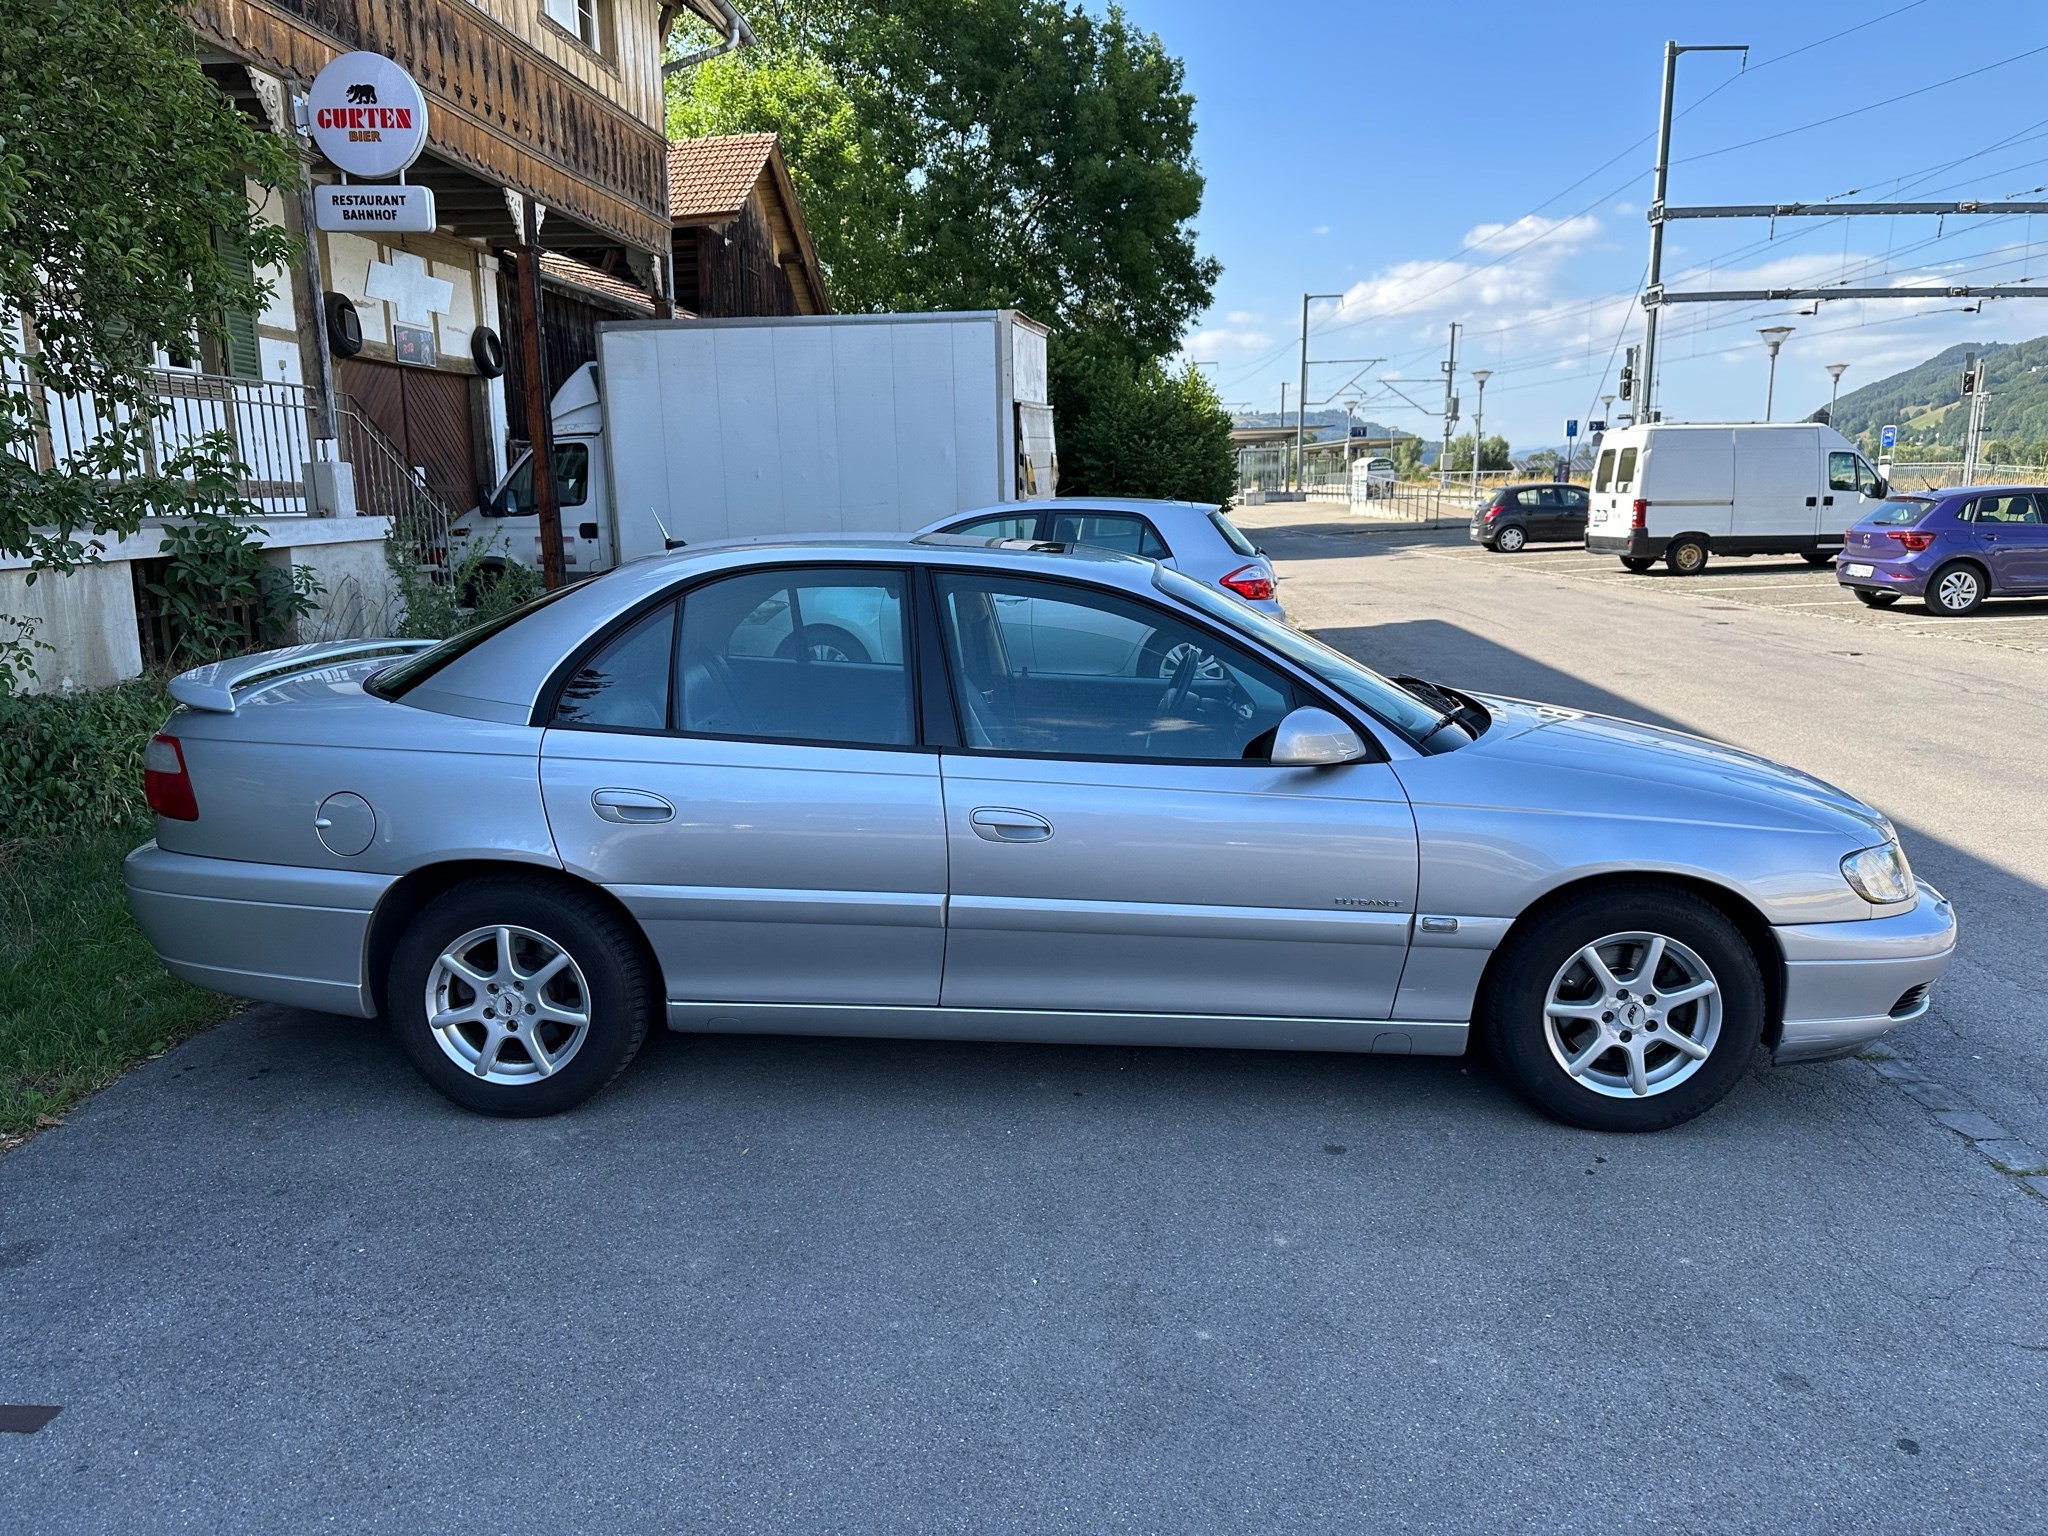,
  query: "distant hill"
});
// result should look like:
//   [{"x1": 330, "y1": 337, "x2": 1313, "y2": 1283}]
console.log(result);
[
  {"x1": 1828, "y1": 335, "x2": 2048, "y2": 456},
  {"x1": 1231, "y1": 407, "x2": 1413, "y2": 442}
]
